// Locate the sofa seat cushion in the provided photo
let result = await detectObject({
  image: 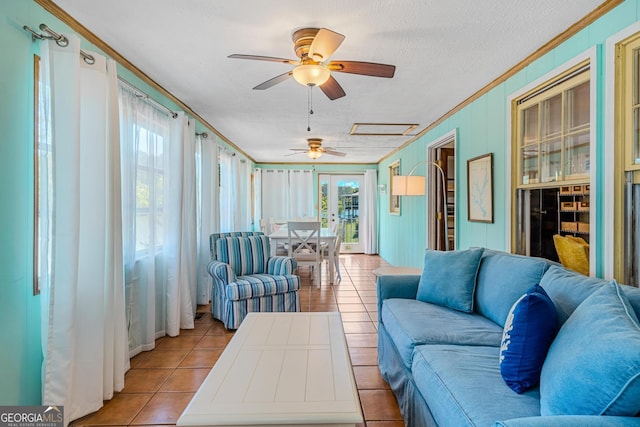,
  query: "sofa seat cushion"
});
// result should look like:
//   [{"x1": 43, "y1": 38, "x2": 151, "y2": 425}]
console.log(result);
[
  {"x1": 412, "y1": 344, "x2": 540, "y2": 427},
  {"x1": 381, "y1": 298, "x2": 503, "y2": 369},
  {"x1": 226, "y1": 274, "x2": 300, "y2": 301}
]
